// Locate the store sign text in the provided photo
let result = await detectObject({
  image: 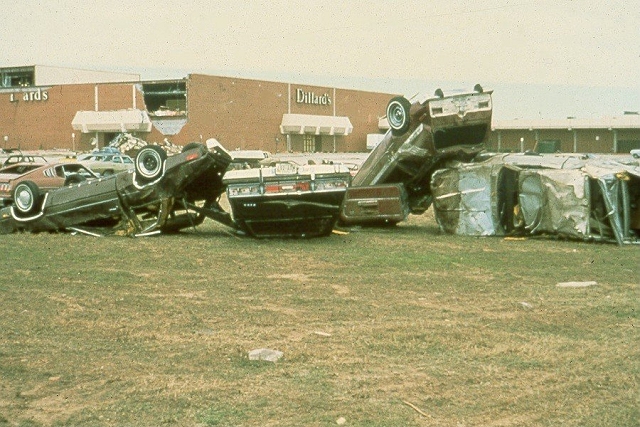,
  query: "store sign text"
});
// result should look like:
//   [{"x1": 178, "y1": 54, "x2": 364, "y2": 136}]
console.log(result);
[
  {"x1": 9, "y1": 89, "x2": 49, "y2": 103},
  {"x1": 296, "y1": 88, "x2": 331, "y2": 106}
]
